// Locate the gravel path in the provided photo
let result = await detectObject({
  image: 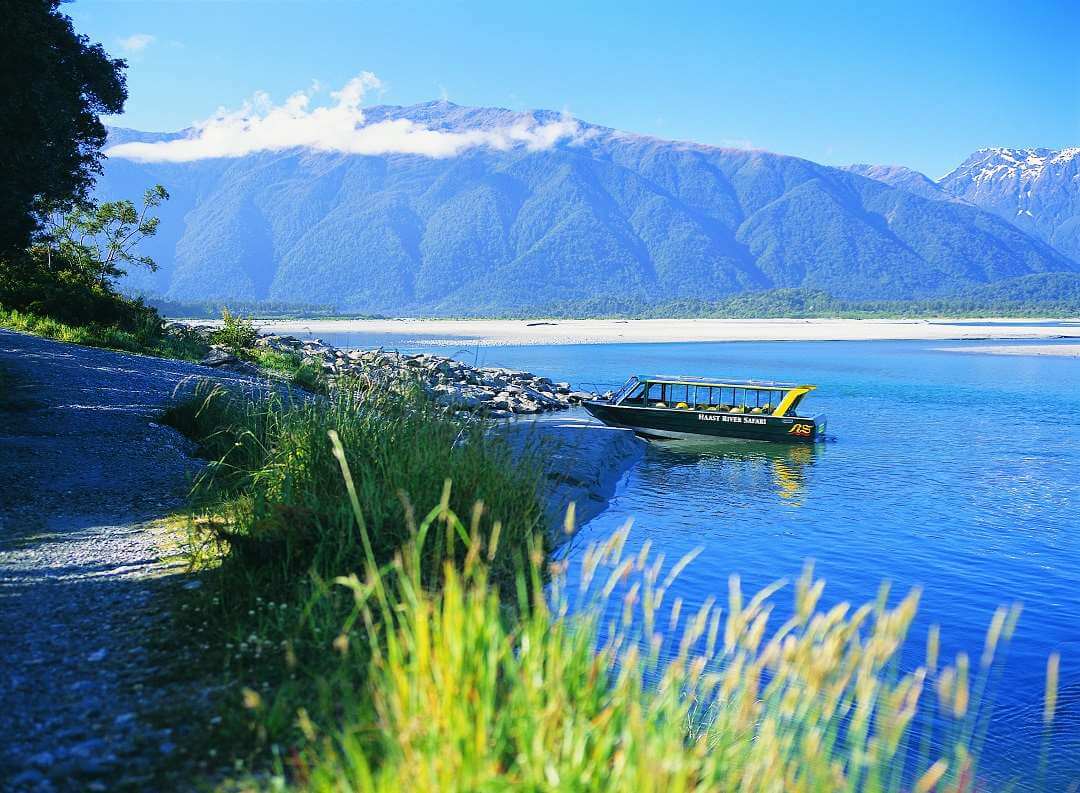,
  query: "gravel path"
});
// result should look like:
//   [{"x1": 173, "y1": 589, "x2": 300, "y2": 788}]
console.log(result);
[{"x1": 0, "y1": 330, "x2": 258, "y2": 791}]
